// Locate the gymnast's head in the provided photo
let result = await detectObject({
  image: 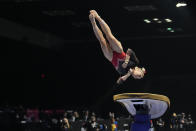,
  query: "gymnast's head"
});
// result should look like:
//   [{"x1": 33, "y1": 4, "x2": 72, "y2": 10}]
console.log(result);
[{"x1": 131, "y1": 67, "x2": 146, "y2": 79}]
